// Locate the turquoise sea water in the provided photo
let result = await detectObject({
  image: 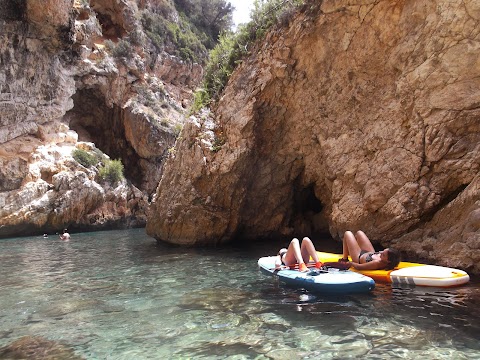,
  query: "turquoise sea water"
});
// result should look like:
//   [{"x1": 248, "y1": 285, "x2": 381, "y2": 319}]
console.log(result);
[{"x1": 0, "y1": 228, "x2": 479, "y2": 359}]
